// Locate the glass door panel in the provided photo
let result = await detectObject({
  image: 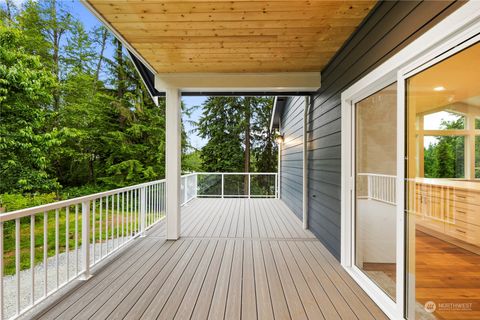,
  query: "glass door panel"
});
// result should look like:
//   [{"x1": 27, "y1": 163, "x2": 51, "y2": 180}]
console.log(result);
[
  {"x1": 406, "y1": 42, "x2": 480, "y2": 319},
  {"x1": 355, "y1": 82, "x2": 397, "y2": 301}
]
